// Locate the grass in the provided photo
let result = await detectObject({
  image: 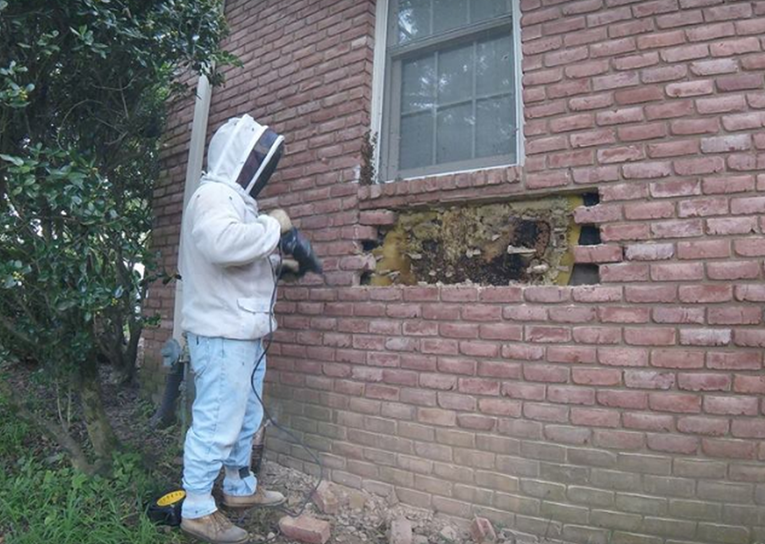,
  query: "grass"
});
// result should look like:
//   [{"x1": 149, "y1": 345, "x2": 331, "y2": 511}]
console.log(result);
[{"x1": 0, "y1": 399, "x2": 185, "y2": 544}]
